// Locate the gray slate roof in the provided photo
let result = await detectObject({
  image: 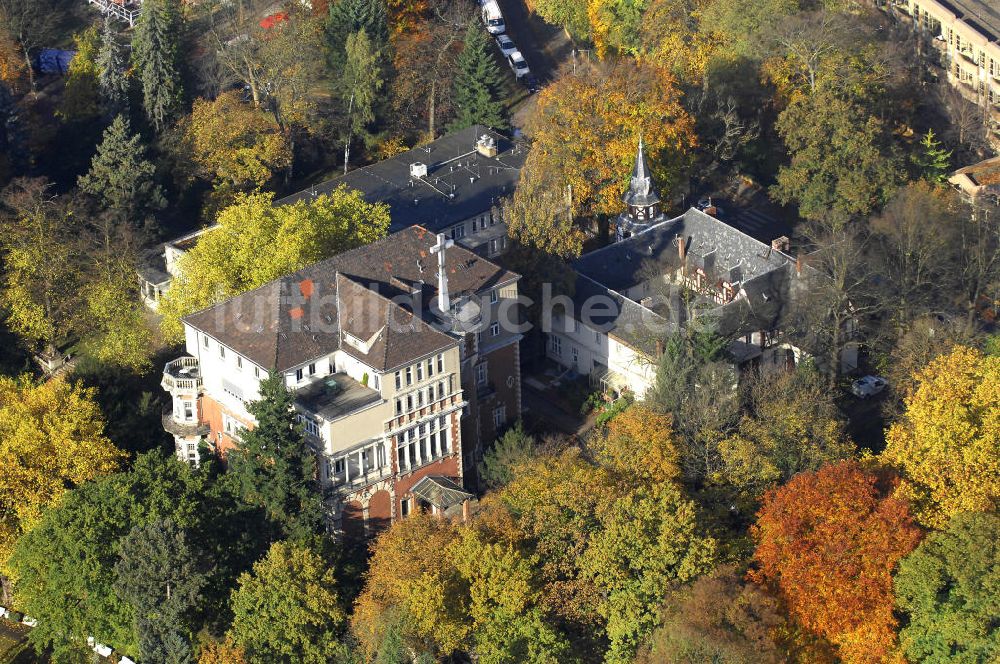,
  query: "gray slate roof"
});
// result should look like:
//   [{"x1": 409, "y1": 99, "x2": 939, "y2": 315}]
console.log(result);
[{"x1": 277, "y1": 125, "x2": 526, "y2": 235}]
